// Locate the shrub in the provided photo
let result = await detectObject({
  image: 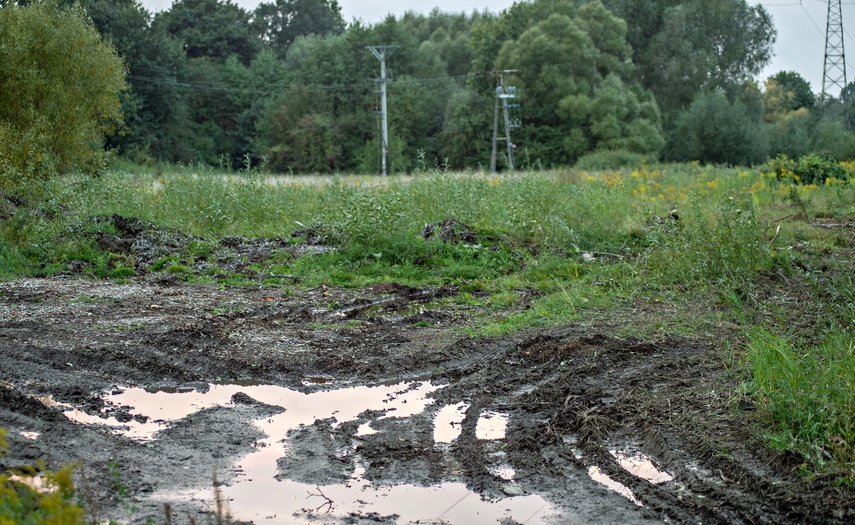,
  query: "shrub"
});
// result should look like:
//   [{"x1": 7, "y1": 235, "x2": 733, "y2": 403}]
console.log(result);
[
  {"x1": 573, "y1": 149, "x2": 653, "y2": 171},
  {"x1": 762, "y1": 154, "x2": 849, "y2": 185},
  {"x1": 0, "y1": 428, "x2": 86, "y2": 523},
  {"x1": 0, "y1": 0, "x2": 125, "y2": 188},
  {"x1": 666, "y1": 90, "x2": 768, "y2": 166}
]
